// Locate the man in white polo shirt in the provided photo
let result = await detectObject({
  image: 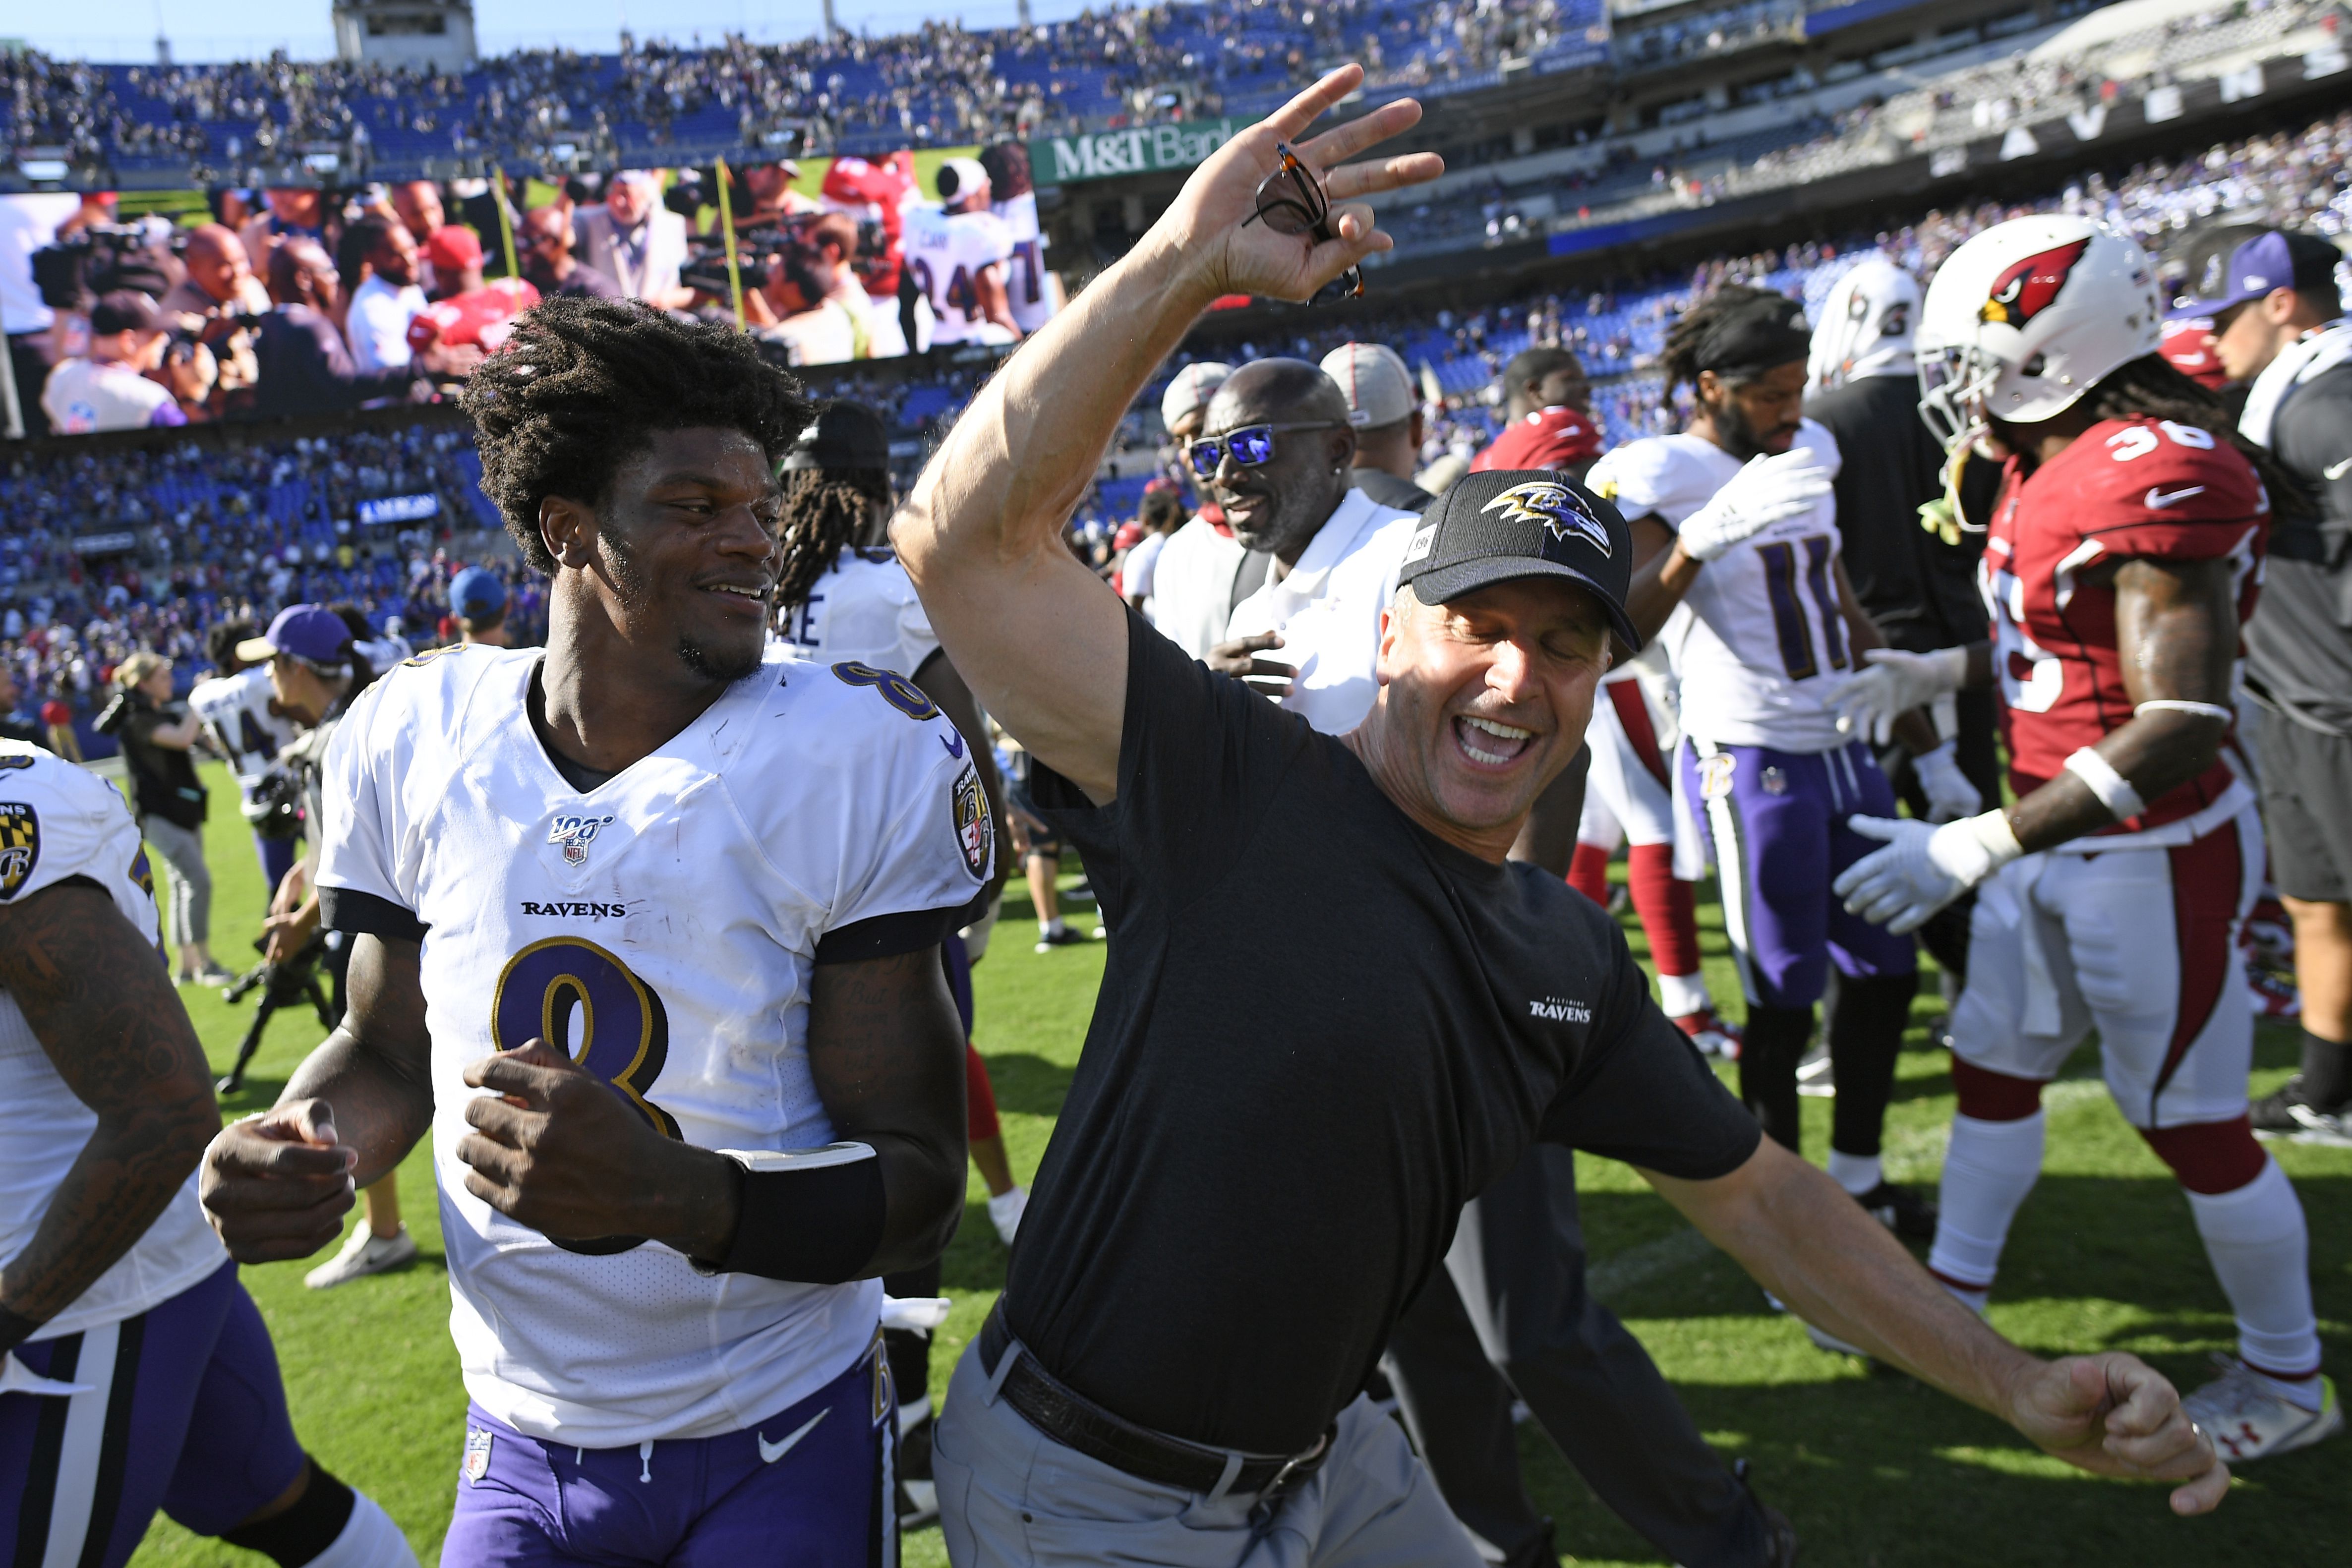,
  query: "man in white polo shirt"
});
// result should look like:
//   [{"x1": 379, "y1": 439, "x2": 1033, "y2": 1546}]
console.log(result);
[
  {"x1": 1143, "y1": 361, "x2": 1248, "y2": 659},
  {"x1": 1202, "y1": 357, "x2": 1420, "y2": 732}
]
